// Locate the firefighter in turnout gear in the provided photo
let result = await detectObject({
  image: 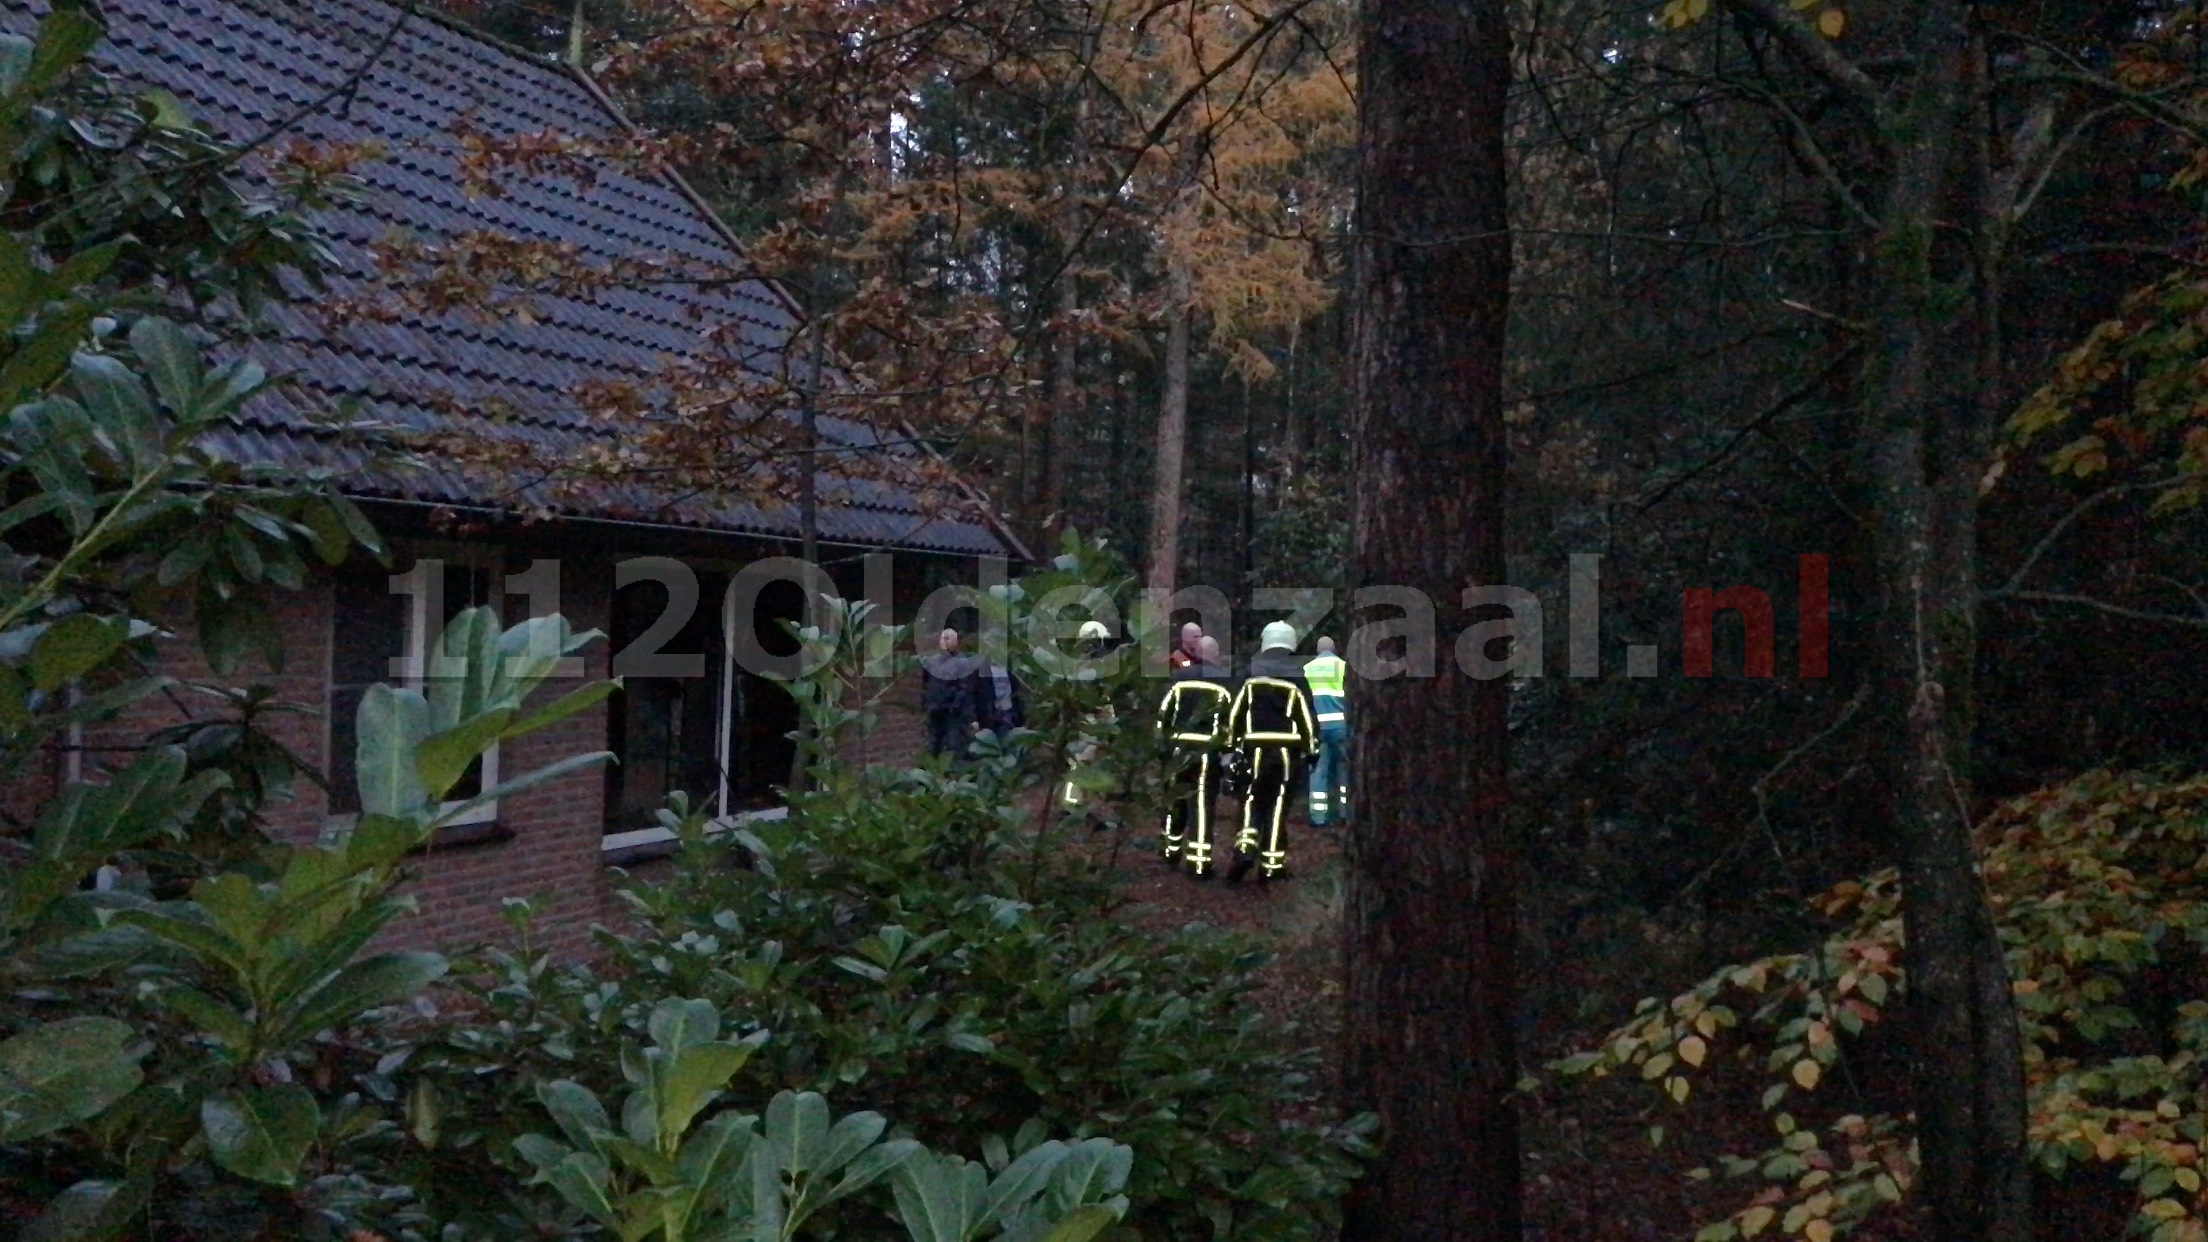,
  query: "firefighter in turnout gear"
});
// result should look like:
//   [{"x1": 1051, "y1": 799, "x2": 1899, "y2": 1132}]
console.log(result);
[
  {"x1": 1156, "y1": 636, "x2": 1235, "y2": 875},
  {"x1": 1227, "y1": 621, "x2": 1318, "y2": 881},
  {"x1": 1058, "y1": 620, "x2": 1116, "y2": 818},
  {"x1": 1303, "y1": 636, "x2": 1349, "y2": 826}
]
